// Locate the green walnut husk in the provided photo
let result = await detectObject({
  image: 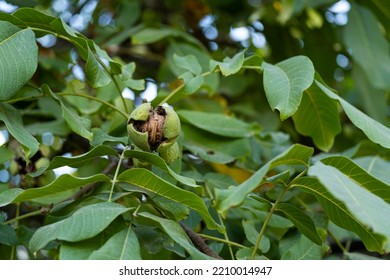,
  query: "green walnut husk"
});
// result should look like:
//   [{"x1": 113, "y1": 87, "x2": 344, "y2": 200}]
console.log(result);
[
  {"x1": 159, "y1": 141, "x2": 180, "y2": 164},
  {"x1": 127, "y1": 103, "x2": 181, "y2": 163}
]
